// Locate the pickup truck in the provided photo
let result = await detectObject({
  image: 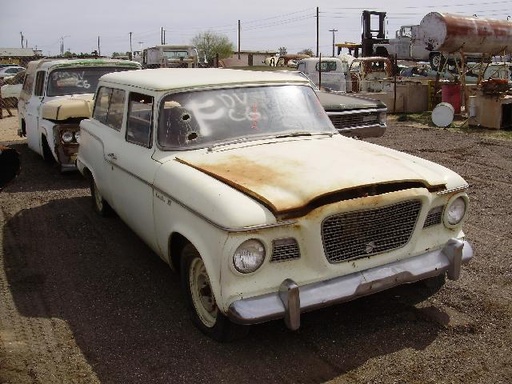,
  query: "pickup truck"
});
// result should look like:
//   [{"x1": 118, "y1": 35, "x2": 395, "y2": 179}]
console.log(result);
[{"x1": 17, "y1": 58, "x2": 141, "y2": 171}]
